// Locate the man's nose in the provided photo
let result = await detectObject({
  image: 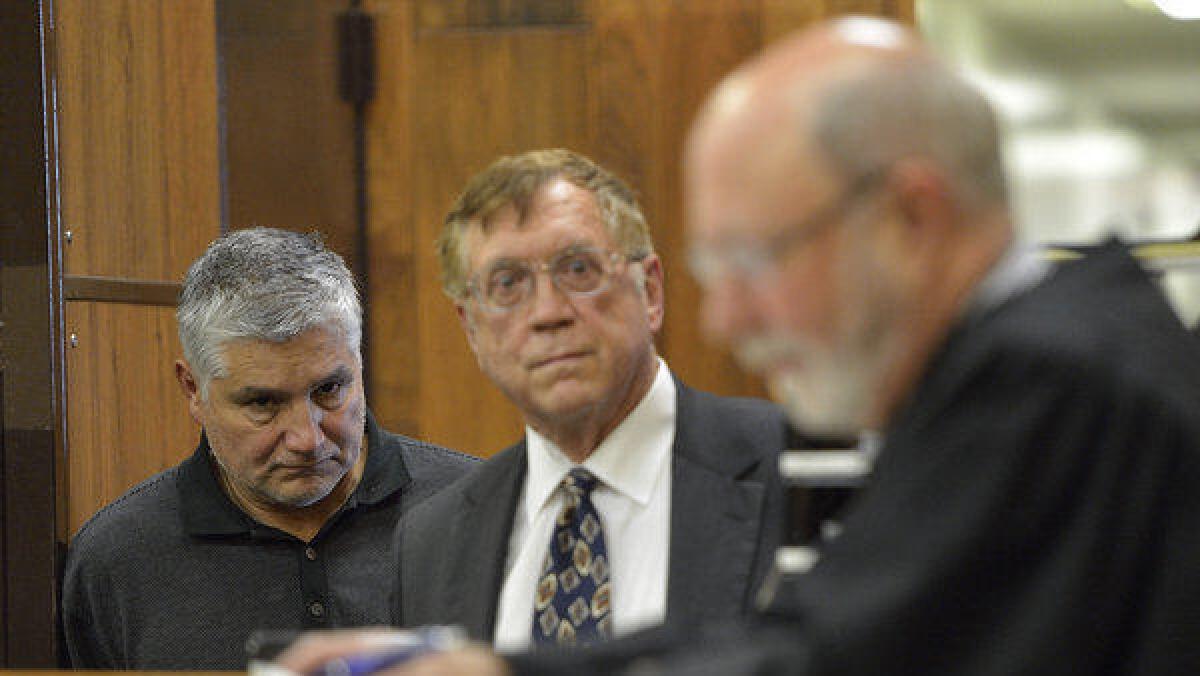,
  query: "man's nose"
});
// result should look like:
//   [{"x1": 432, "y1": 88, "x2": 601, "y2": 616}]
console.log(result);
[
  {"x1": 281, "y1": 400, "x2": 325, "y2": 453},
  {"x1": 527, "y1": 270, "x2": 575, "y2": 329}
]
